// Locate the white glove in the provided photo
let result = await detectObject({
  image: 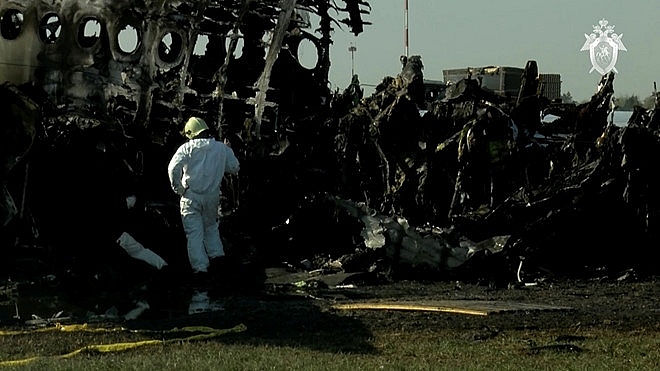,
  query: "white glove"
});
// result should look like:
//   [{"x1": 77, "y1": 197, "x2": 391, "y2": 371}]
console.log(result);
[{"x1": 126, "y1": 195, "x2": 137, "y2": 209}]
